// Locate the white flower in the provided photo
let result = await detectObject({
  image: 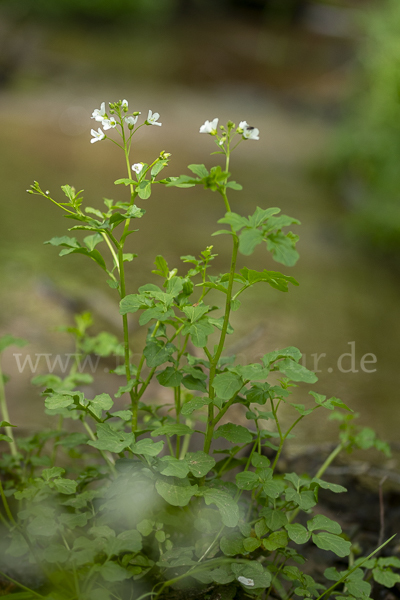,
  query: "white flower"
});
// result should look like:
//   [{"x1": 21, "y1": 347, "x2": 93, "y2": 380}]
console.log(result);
[
  {"x1": 242, "y1": 125, "x2": 260, "y2": 141},
  {"x1": 199, "y1": 118, "x2": 218, "y2": 134},
  {"x1": 102, "y1": 116, "x2": 117, "y2": 130},
  {"x1": 90, "y1": 128, "x2": 105, "y2": 143},
  {"x1": 238, "y1": 576, "x2": 255, "y2": 587},
  {"x1": 91, "y1": 102, "x2": 106, "y2": 122},
  {"x1": 131, "y1": 163, "x2": 144, "y2": 174},
  {"x1": 147, "y1": 110, "x2": 162, "y2": 126},
  {"x1": 125, "y1": 115, "x2": 138, "y2": 127},
  {"x1": 238, "y1": 120, "x2": 249, "y2": 131},
  {"x1": 121, "y1": 99, "x2": 128, "y2": 108}
]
